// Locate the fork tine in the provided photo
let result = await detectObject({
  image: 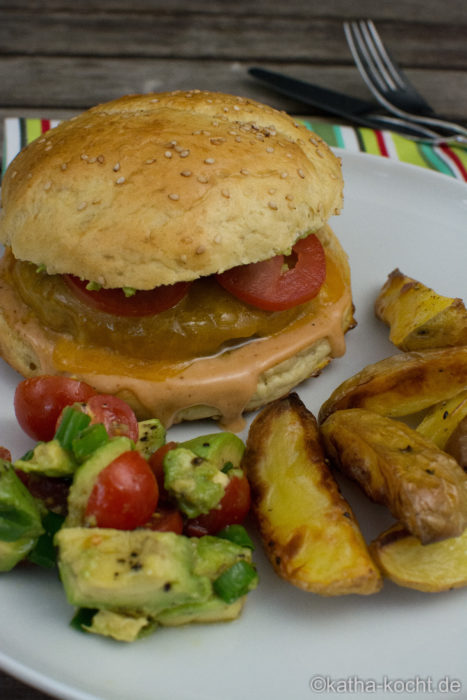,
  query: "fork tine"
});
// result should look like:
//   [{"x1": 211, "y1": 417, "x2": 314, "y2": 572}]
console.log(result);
[
  {"x1": 364, "y1": 20, "x2": 406, "y2": 91},
  {"x1": 343, "y1": 21, "x2": 388, "y2": 96},
  {"x1": 359, "y1": 20, "x2": 400, "y2": 92}
]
